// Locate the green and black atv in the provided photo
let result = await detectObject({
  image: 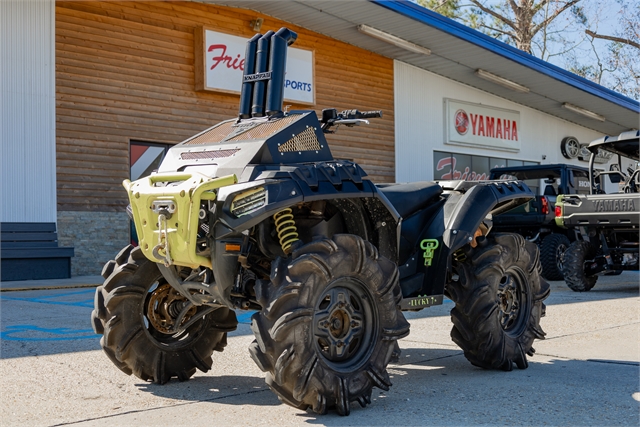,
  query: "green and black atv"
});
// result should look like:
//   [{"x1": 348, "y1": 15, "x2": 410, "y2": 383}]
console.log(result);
[
  {"x1": 555, "y1": 130, "x2": 639, "y2": 291},
  {"x1": 92, "y1": 28, "x2": 549, "y2": 416}
]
